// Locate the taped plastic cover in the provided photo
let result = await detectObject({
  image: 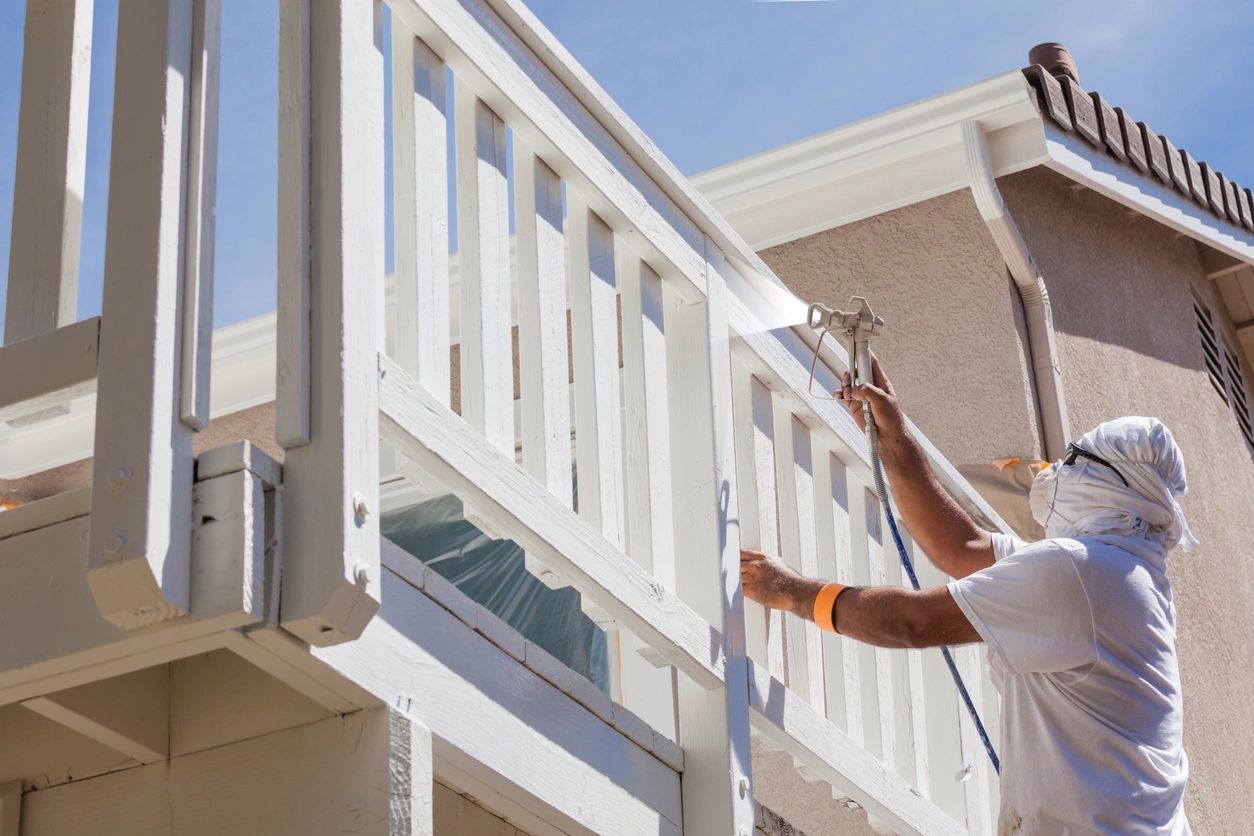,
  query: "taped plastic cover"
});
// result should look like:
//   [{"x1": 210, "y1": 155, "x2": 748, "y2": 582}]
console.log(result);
[{"x1": 382, "y1": 492, "x2": 610, "y2": 692}]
